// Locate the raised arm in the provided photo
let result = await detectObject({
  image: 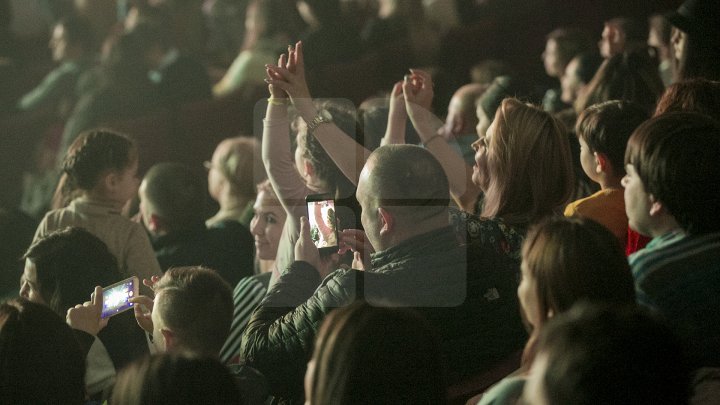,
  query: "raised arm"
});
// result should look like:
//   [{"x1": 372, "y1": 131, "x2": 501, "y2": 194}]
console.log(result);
[
  {"x1": 381, "y1": 81, "x2": 408, "y2": 146},
  {"x1": 262, "y1": 52, "x2": 312, "y2": 223},
  {"x1": 265, "y1": 41, "x2": 371, "y2": 187},
  {"x1": 403, "y1": 70, "x2": 481, "y2": 212}
]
